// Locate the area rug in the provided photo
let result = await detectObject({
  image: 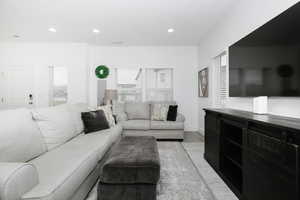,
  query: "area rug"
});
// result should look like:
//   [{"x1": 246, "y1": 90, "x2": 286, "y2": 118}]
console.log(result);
[{"x1": 86, "y1": 142, "x2": 215, "y2": 200}]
